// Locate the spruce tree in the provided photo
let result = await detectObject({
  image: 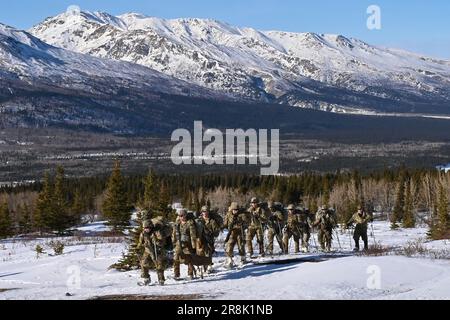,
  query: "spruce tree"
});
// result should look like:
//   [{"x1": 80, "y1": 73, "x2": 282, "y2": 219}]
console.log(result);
[
  {"x1": 102, "y1": 161, "x2": 131, "y2": 231},
  {"x1": 0, "y1": 201, "x2": 12, "y2": 239},
  {"x1": 430, "y1": 182, "x2": 449, "y2": 239},
  {"x1": 34, "y1": 172, "x2": 54, "y2": 233},
  {"x1": 142, "y1": 169, "x2": 158, "y2": 212},
  {"x1": 71, "y1": 188, "x2": 85, "y2": 218},
  {"x1": 402, "y1": 180, "x2": 416, "y2": 228},
  {"x1": 18, "y1": 203, "x2": 32, "y2": 234},
  {"x1": 437, "y1": 182, "x2": 449, "y2": 238},
  {"x1": 110, "y1": 212, "x2": 144, "y2": 271},
  {"x1": 391, "y1": 179, "x2": 405, "y2": 229},
  {"x1": 52, "y1": 166, "x2": 71, "y2": 233}
]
